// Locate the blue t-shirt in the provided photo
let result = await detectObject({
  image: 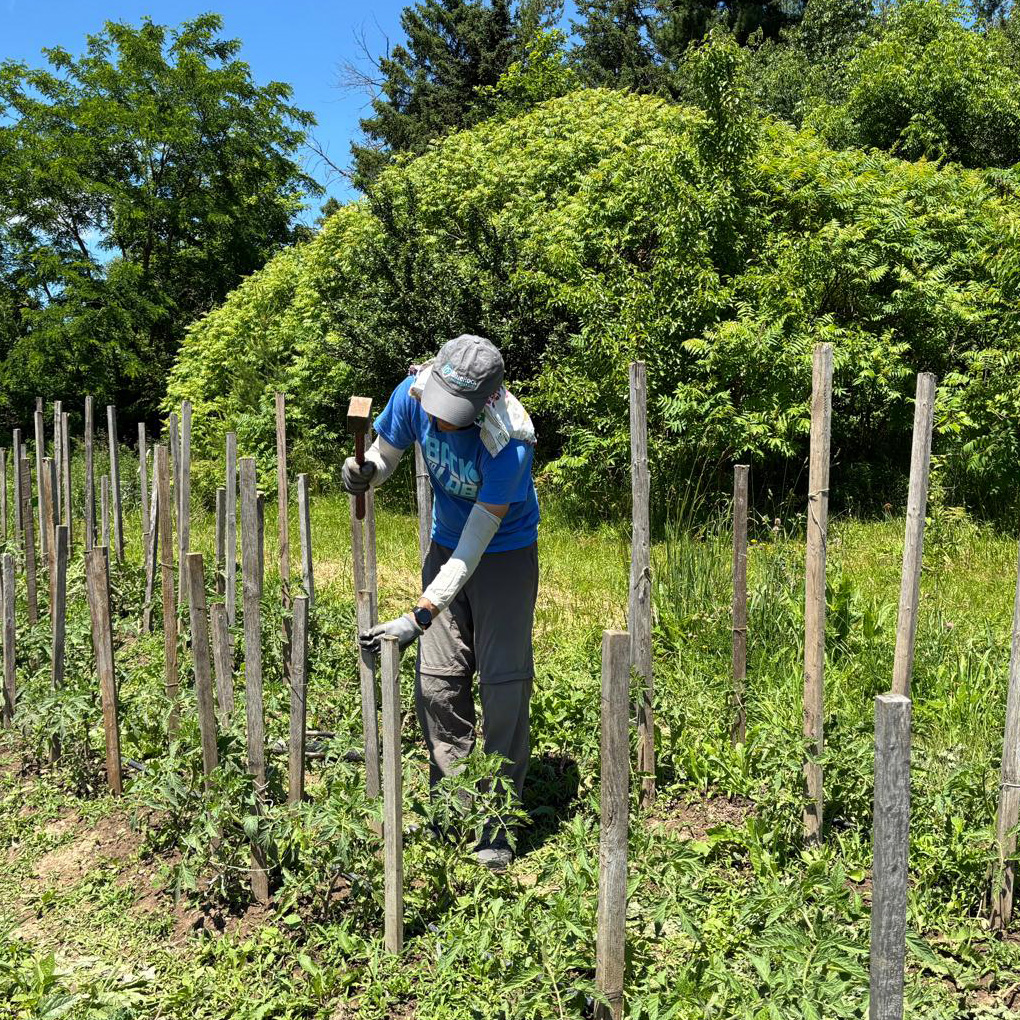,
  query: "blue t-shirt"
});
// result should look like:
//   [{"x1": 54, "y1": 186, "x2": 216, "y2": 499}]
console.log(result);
[{"x1": 374, "y1": 376, "x2": 540, "y2": 552}]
